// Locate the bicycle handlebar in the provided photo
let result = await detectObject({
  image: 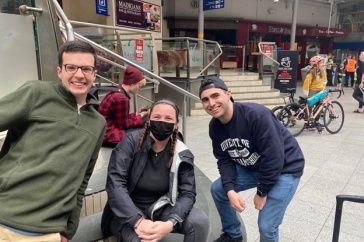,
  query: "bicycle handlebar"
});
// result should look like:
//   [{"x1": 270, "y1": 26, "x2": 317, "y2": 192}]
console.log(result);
[{"x1": 327, "y1": 89, "x2": 343, "y2": 99}]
